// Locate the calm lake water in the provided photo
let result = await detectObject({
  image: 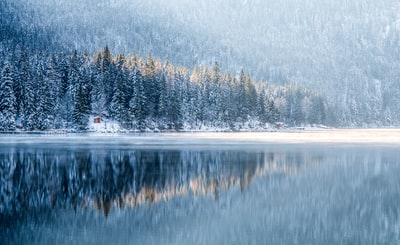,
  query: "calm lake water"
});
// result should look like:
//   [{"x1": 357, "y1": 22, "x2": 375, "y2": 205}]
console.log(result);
[{"x1": 1, "y1": 133, "x2": 400, "y2": 244}]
